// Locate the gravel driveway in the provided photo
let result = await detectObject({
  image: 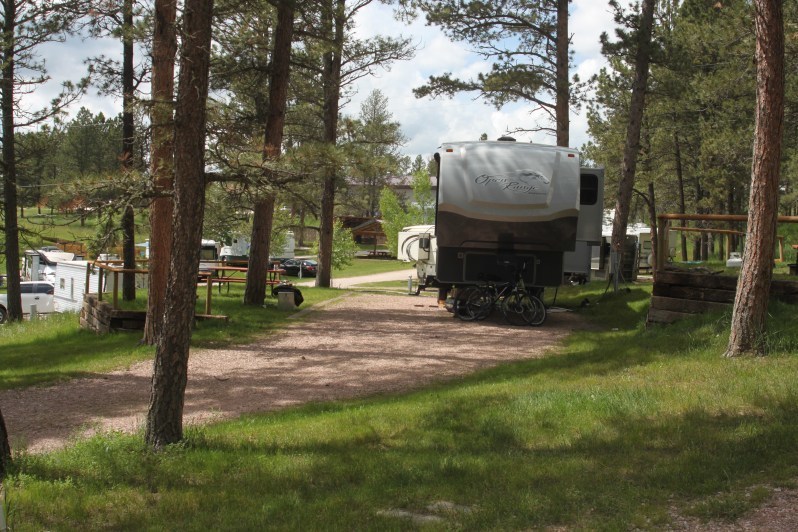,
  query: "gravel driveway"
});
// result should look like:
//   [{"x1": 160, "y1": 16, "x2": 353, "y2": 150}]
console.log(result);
[{"x1": 2, "y1": 293, "x2": 581, "y2": 453}]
